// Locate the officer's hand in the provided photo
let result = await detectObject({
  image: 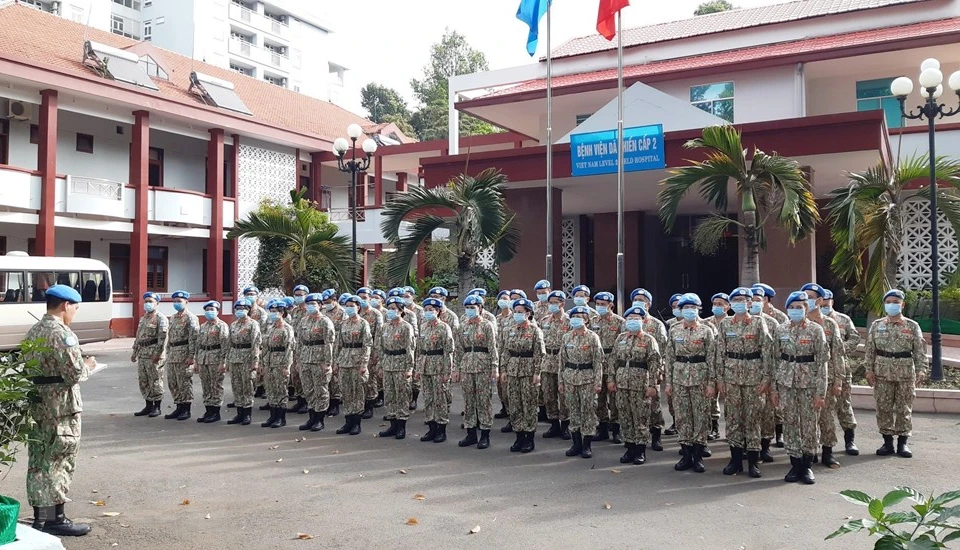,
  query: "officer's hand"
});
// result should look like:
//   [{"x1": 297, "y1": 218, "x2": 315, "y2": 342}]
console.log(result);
[
  {"x1": 451, "y1": 372, "x2": 460, "y2": 384},
  {"x1": 607, "y1": 381, "x2": 616, "y2": 393},
  {"x1": 152, "y1": 355, "x2": 161, "y2": 363},
  {"x1": 251, "y1": 363, "x2": 259, "y2": 373},
  {"x1": 865, "y1": 372, "x2": 876, "y2": 387},
  {"x1": 757, "y1": 382, "x2": 770, "y2": 396},
  {"x1": 332, "y1": 366, "x2": 339, "y2": 375},
  {"x1": 282, "y1": 369, "x2": 290, "y2": 377},
  {"x1": 84, "y1": 356, "x2": 97, "y2": 369},
  {"x1": 594, "y1": 385, "x2": 601, "y2": 394},
  {"x1": 771, "y1": 392, "x2": 780, "y2": 408},
  {"x1": 646, "y1": 386, "x2": 657, "y2": 398},
  {"x1": 441, "y1": 374, "x2": 449, "y2": 384},
  {"x1": 361, "y1": 368, "x2": 368, "y2": 377},
  {"x1": 414, "y1": 372, "x2": 421, "y2": 381},
  {"x1": 405, "y1": 370, "x2": 412, "y2": 380},
  {"x1": 218, "y1": 365, "x2": 227, "y2": 374},
  {"x1": 533, "y1": 374, "x2": 541, "y2": 386},
  {"x1": 715, "y1": 381, "x2": 724, "y2": 396},
  {"x1": 558, "y1": 383, "x2": 565, "y2": 393},
  {"x1": 813, "y1": 396, "x2": 825, "y2": 410},
  {"x1": 500, "y1": 373, "x2": 508, "y2": 384},
  {"x1": 665, "y1": 385, "x2": 673, "y2": 398},
  {"x1": 186, "y1": 359, "x2": 195, "y2": 366},
  {"x1": 832, "y1": 384, "x2": 842, "y2": 396},
  {"x1": 705, "y1": 385, "x2": 716, "y2": 399}
]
